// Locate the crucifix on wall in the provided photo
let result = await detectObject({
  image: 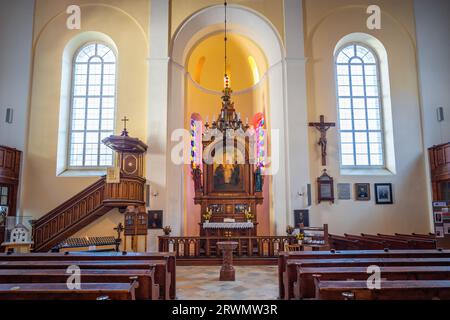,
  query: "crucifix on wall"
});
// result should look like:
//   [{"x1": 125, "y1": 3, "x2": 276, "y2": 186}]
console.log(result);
[{"x1": 309, "y1": 115, "x2": 336, "y2": 166}]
